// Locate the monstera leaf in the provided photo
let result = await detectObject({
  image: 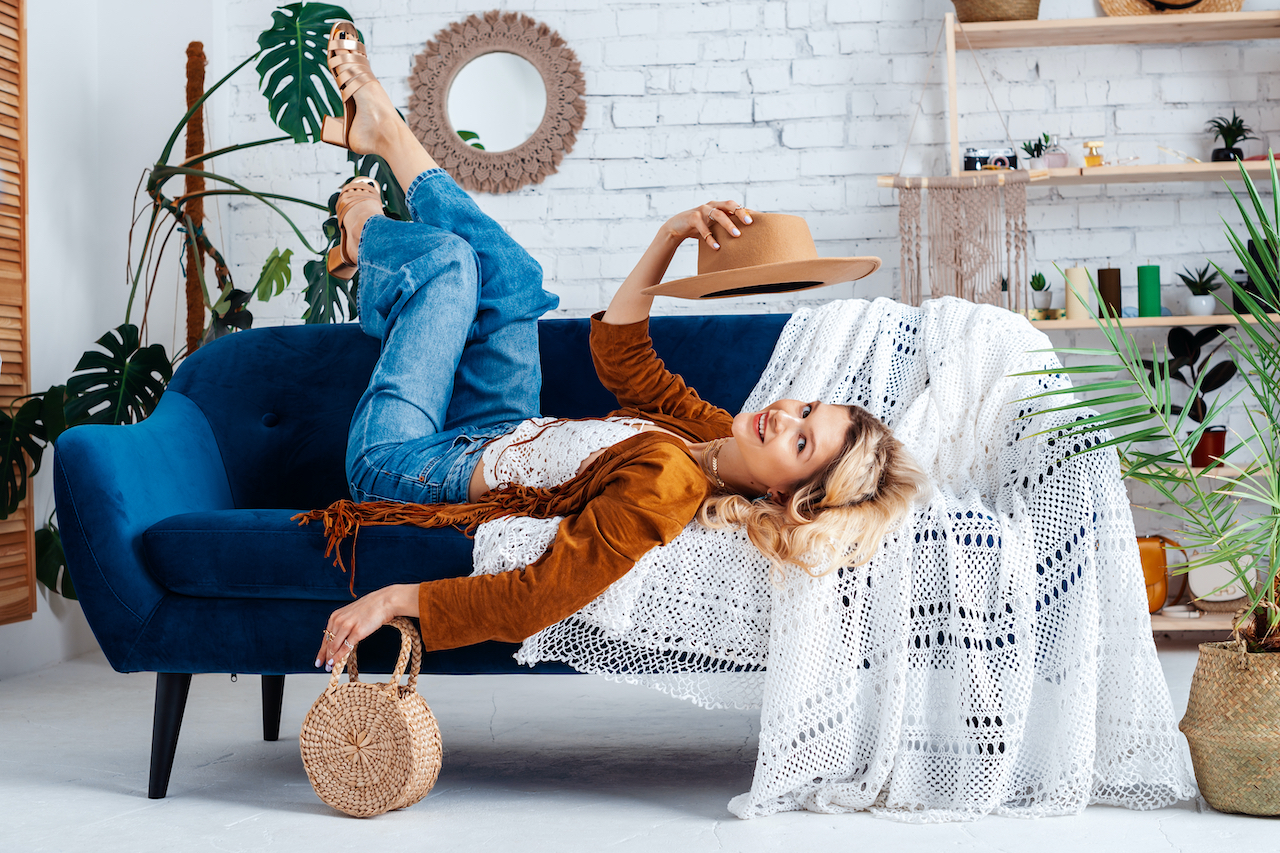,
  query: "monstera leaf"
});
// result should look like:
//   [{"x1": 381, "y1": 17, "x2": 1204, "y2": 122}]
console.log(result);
[
  {"x1": 303, "y1": 255, "x2": 356, "y2": 325},
  {"x1": 0, "y1": 397, "x2": 44, "y2": 515},
  {"x1": 35, "y1": 522, "x2": 75, "y2": 600},
  {"x1": 254, "y1": 247, "x2": 293, "y2": 301},
  {"x1": 64, "y1": 325, "x2": 172, "y2": 427},
  {"x1": 257, "y1": 3, "x2": 358, "y2": 143}
]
